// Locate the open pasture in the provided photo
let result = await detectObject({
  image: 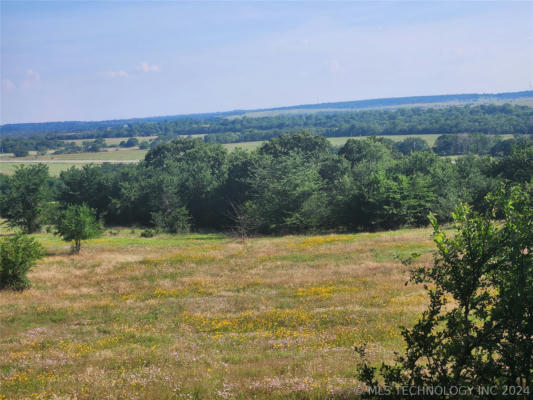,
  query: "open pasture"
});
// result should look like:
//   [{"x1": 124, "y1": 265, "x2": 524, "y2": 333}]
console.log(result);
[
  {"x1": 59, "y1": 136, "x2": 158, "y2": 146},
  {"x1": 0, "y1": 227, "x2": 436, "y2": 399}
]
